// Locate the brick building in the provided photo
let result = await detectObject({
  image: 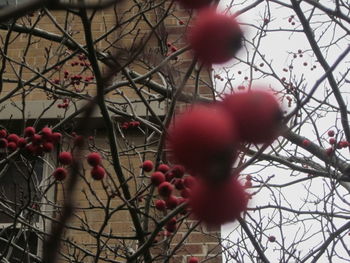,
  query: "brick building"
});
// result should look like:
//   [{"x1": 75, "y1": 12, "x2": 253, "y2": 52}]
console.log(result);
[{"x1": 0, "y1": 1, "x2": 222, "y2": 262}]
